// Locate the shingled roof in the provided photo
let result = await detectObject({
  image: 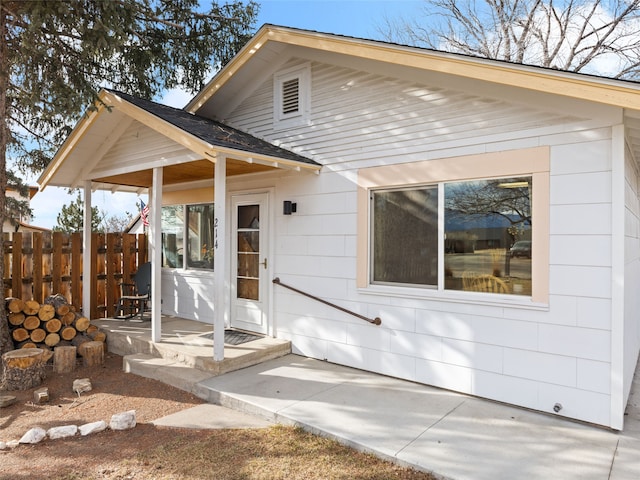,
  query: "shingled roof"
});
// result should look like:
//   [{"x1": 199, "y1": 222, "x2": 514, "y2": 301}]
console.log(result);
[{"x1": 108, "y1": 89, "x2": 319, "y2": 167}]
